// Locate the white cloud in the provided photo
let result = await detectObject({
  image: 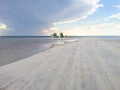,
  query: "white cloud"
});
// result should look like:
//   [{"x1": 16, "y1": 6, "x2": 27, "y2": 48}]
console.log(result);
[
  {"x1": 0, "y1": 0, "x2": 103, "y2": 35},
  {"x1": 52, "y1": 22, "x2": 120, "y2": 36},
  {"x1": 108, "y1": 13, "x2": 120, "y2": 19},
  {"x1": 36, "y1": 27, "x2": 59, "y2": 35},
  {"x1": 55, "y1": 0, "x2": 103, "y2": 24},
  {"x1": 51, "y1": 12, "x2": 120, "y2": 36},
  {"x1": 0, "y1": 23, "x2": 8, "y2": 30},
  {"x1": 114, "y1": 5, "x2": 120, "y2": 10},
  {"x1": 0, "y1": 23, "x2": 9, "y2": 35},
  {"x1": 51, "y1": 8, "x2": 120, "y2": 36},
  {"x1": 84, "y1": 12, "x2": 120, "y2": 24}
]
